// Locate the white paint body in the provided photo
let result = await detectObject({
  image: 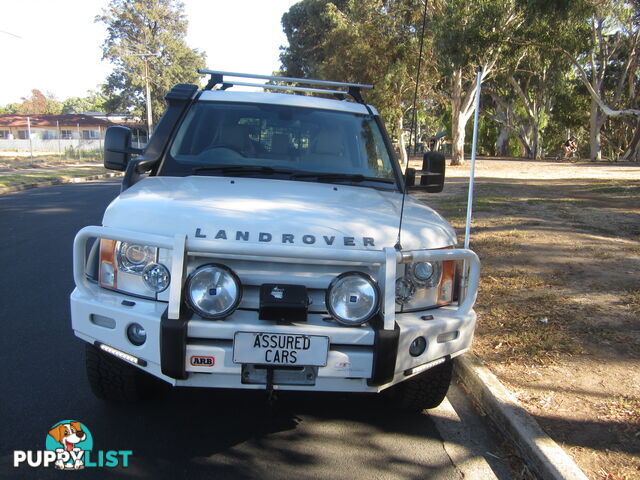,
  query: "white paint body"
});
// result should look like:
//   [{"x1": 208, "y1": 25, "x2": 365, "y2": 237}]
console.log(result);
[
  {"x1": 70, "y1": 90, "x2": 479, "y2": 393},
  {"x1": 103, "y1": 176, "x2": 457, "y2": 251}
]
